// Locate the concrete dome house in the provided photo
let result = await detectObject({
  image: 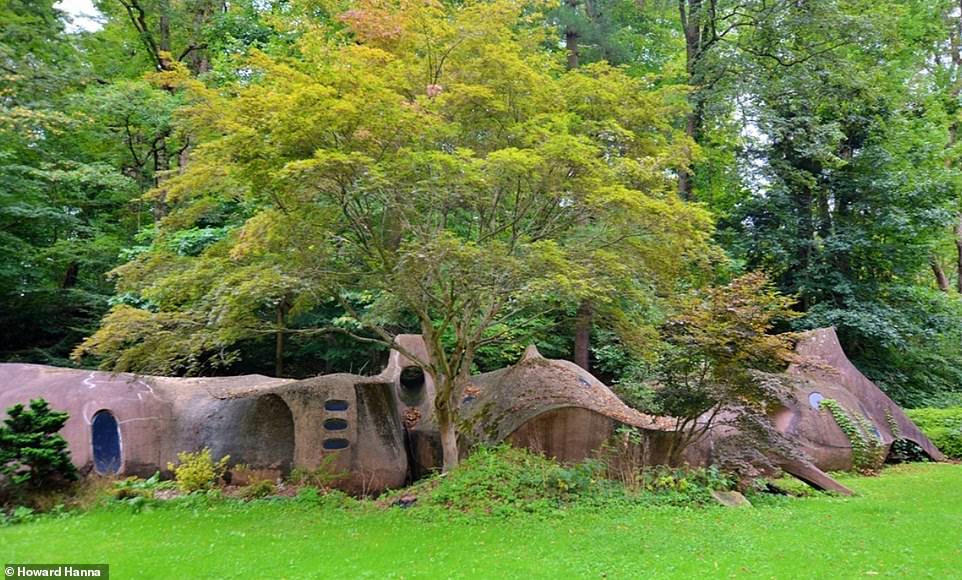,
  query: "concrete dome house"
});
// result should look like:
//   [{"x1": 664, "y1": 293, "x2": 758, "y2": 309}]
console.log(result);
[{"x1": 0, "y1": 329, "x2": 942, "y2": 494}]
